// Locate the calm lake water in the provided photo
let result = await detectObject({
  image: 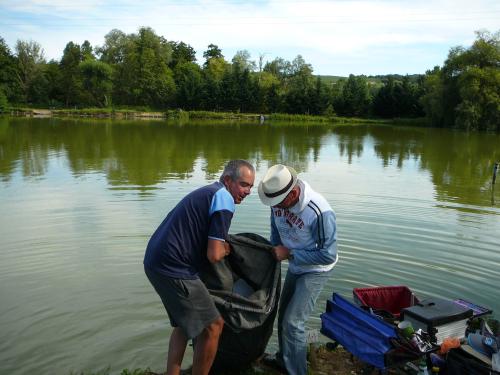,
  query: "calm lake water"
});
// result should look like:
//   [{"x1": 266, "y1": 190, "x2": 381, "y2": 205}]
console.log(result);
[{"x1": 1, "y1": 117, "x2": 499, "y2": 374}]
